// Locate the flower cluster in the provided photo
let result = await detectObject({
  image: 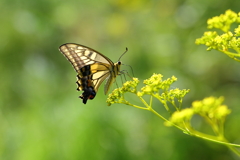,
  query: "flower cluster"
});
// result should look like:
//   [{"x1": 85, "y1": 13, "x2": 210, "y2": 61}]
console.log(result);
[
  {"x1": 192, "y1": 96, "x2": 231, "y2": 120},
  {"x1": 106, "y1": 78, "x2": 139, "y2": 106},
  {"x1": 168, "y1": 96, "x2": 231, "y2": 128},
  {"x1": 207, "y1": 10, "x2": 240, "y2": 32},
  {"x1": 195, "y1": 10, "x2": 240, "y2": 61},
  {"x1": 166, "y1": 108, "x2": 194, "y2": 127},
  {"x1": 107, "y1": 73, "x2": 189, "y2": 112},
  {"x1": 137, "y1": 74, "x2": 176, "y2": 96}
]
